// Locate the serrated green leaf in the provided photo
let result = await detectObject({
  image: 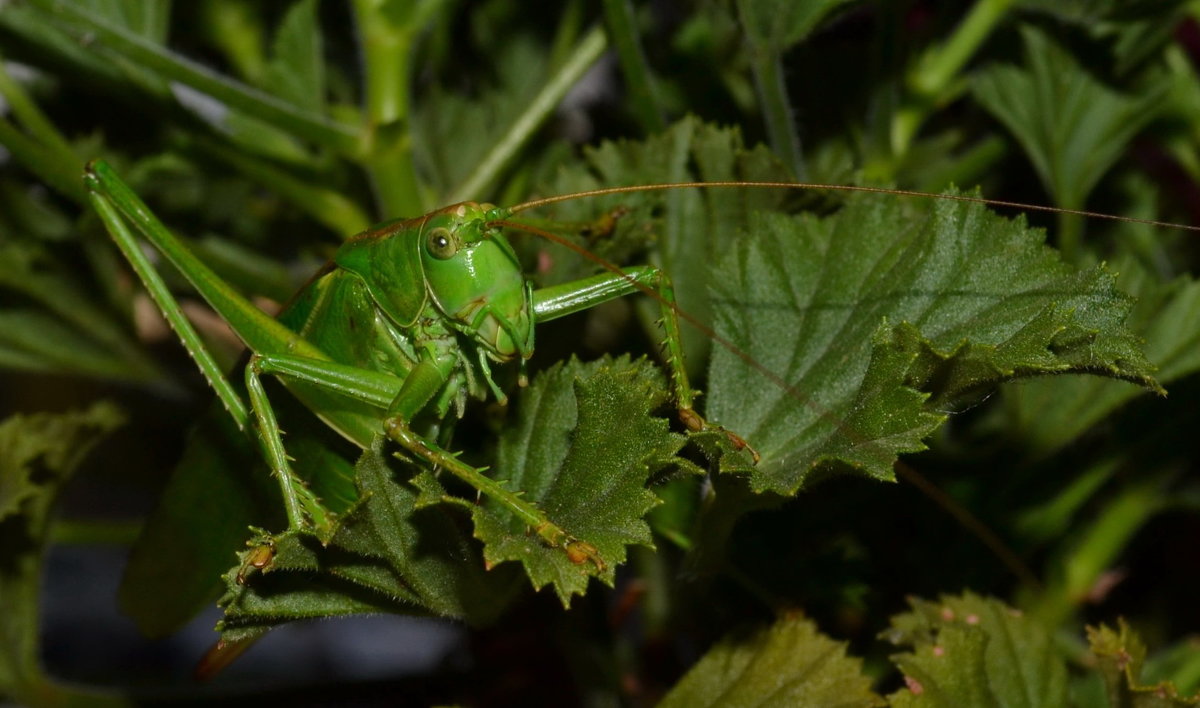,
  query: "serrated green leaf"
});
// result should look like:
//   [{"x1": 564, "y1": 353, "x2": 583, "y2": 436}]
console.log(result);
[
  {"x1": 216, "y1": 443, "x2": 523, "y2": 638},
  {"x1": 706, "y1": 193, "x2": 1158, "y2": 495},
  {"x1": 346, "y1": 442, "x2": 521, "y2": 622},
  {"x1": 1088, "y1": 620, "x2": 1200, "y2": 707},
  {"x1": 543, "y1": 117, "x2": 792, "y2": 379},
  {"x1": 658, "y1": 613, "x2": 883, "y2": 708},
  {"x1": 472, "y1": 356, "x2": 681, "y2": 604},
  {"x1": 882, "y1": 592, "x2": 1068, "y2": 707},
  {"x1": 1005, "y1": 258, "x2": 1200, "y2": 456}
]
